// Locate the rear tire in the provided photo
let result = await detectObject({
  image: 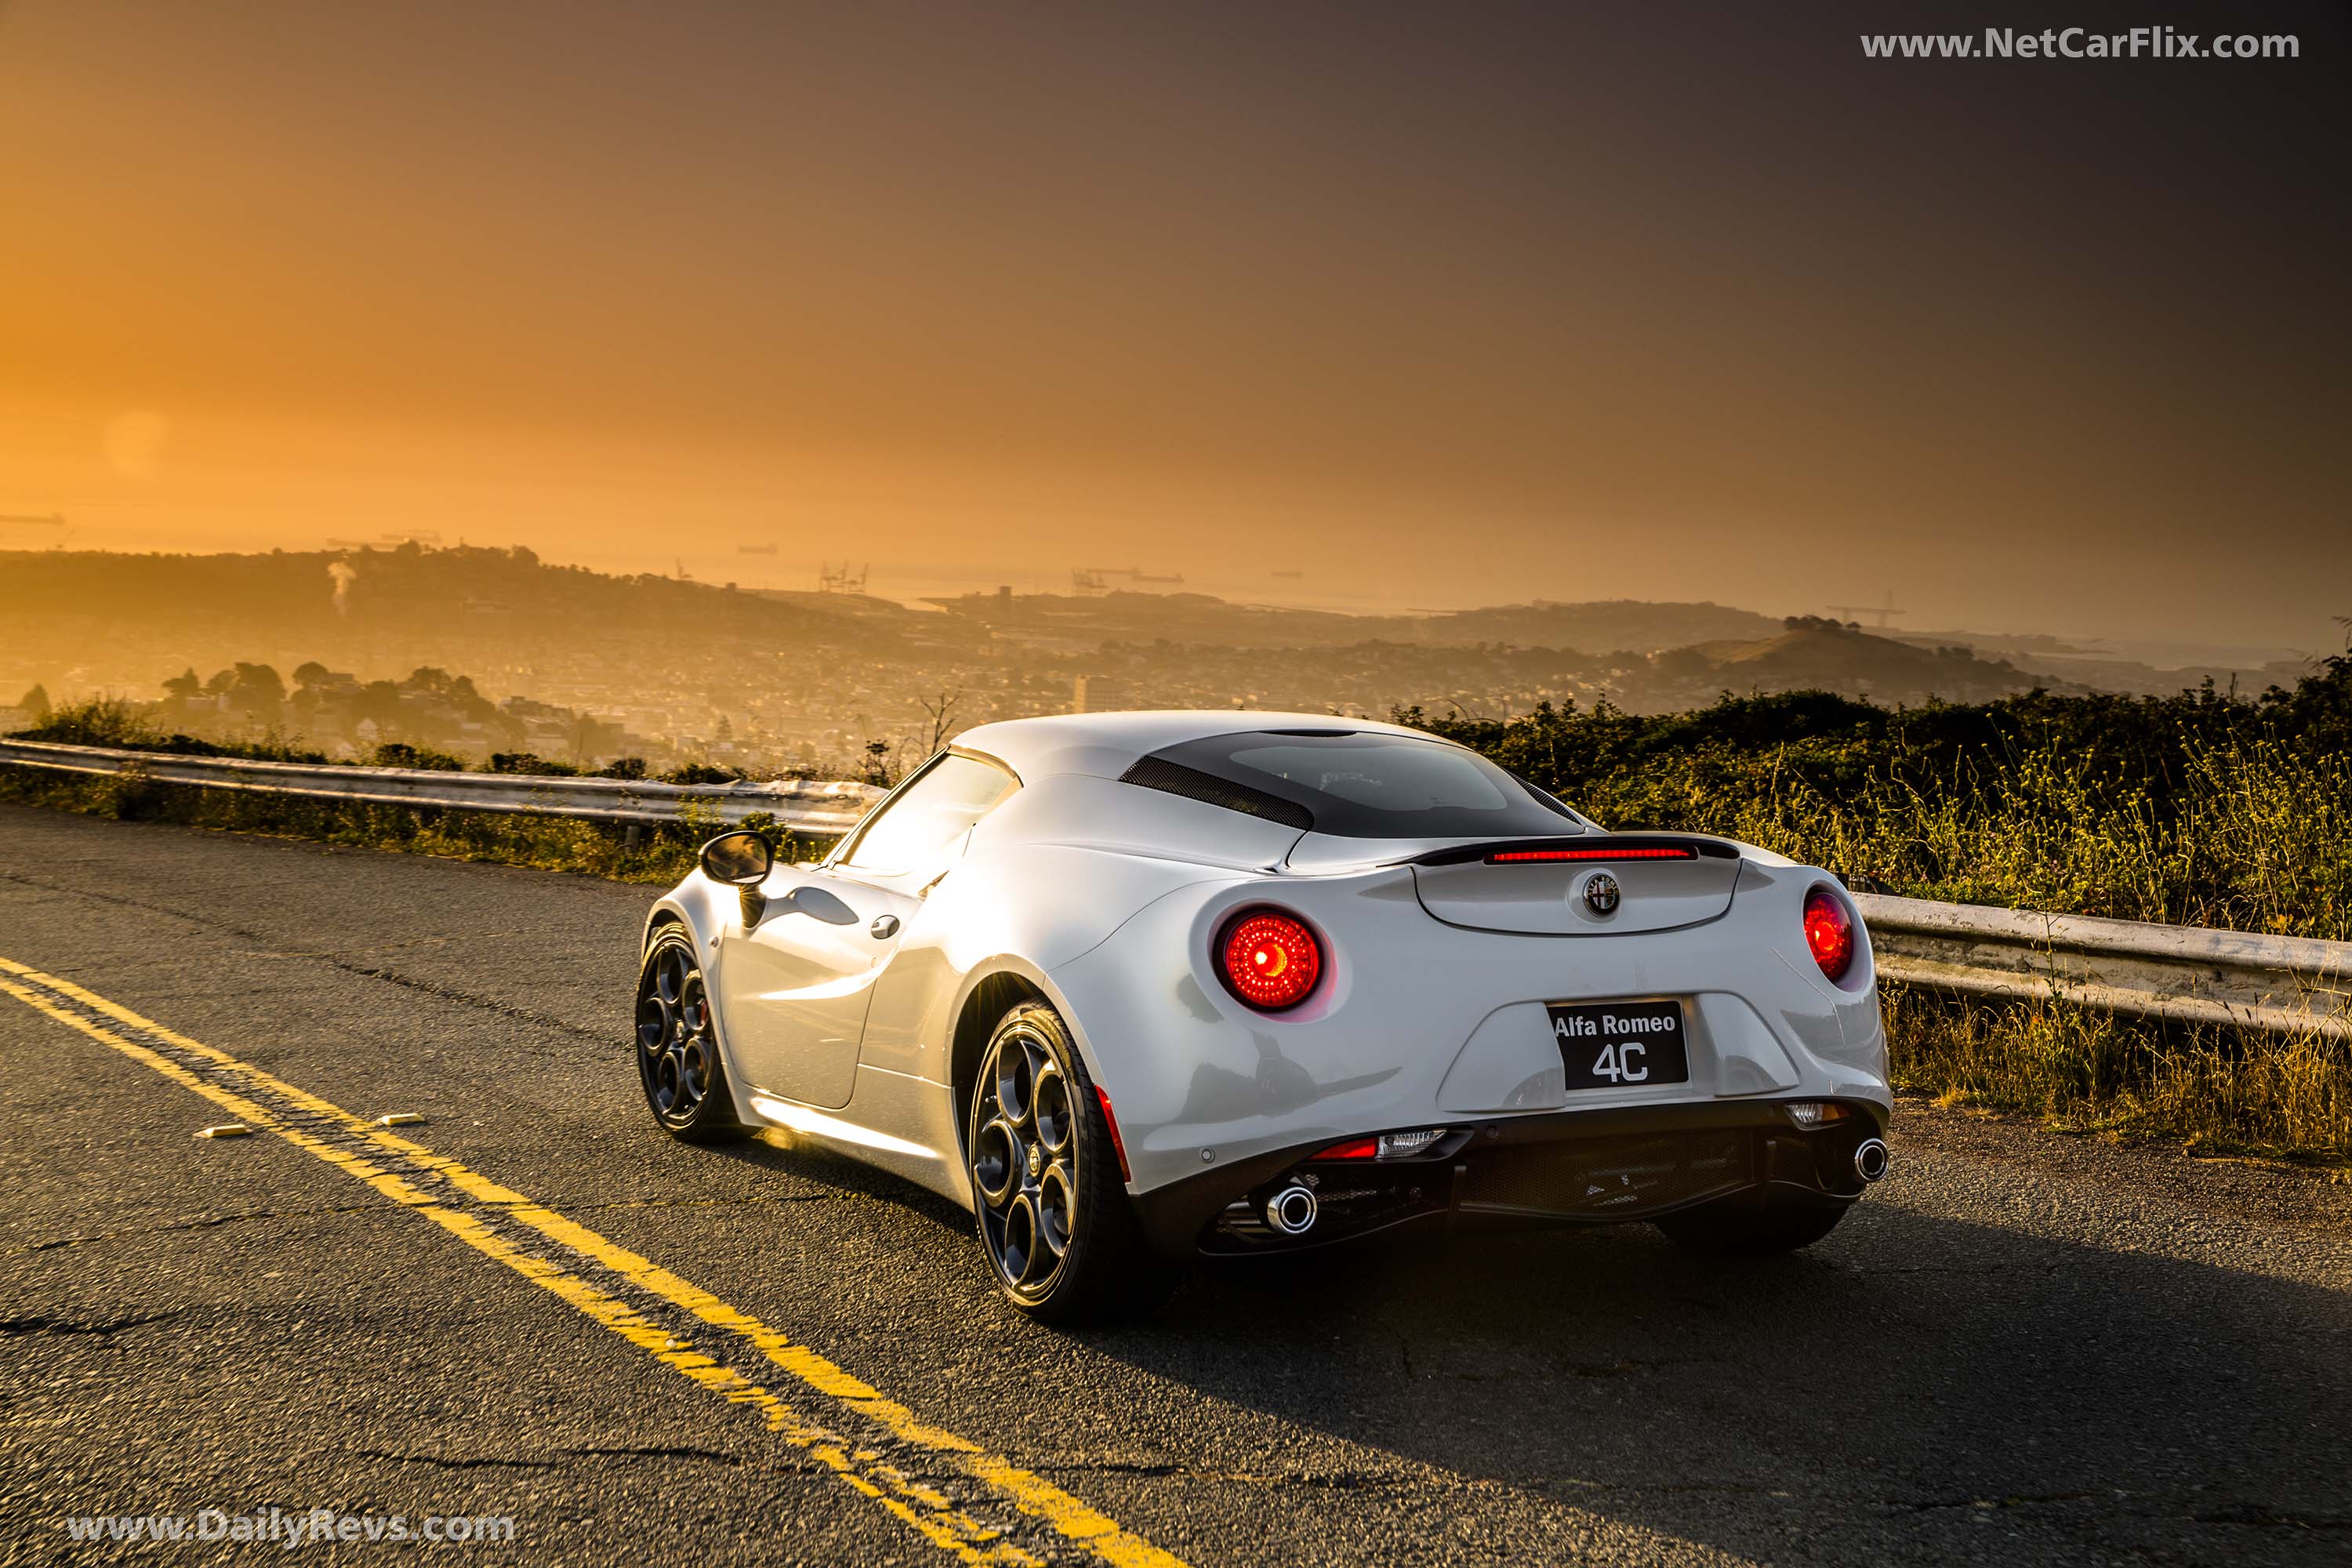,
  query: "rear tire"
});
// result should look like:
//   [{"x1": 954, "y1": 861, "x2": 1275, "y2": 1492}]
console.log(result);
[
  {"x1": 1655, "y1": 1196, "x2": 1849, "y2": 1256},
  {"x1": 966, "y1": 1001, "x2": 1180, "y2": 1323},
  {"x1": 635, "y1": 927, "x2": 750, "y2": 1145}
]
